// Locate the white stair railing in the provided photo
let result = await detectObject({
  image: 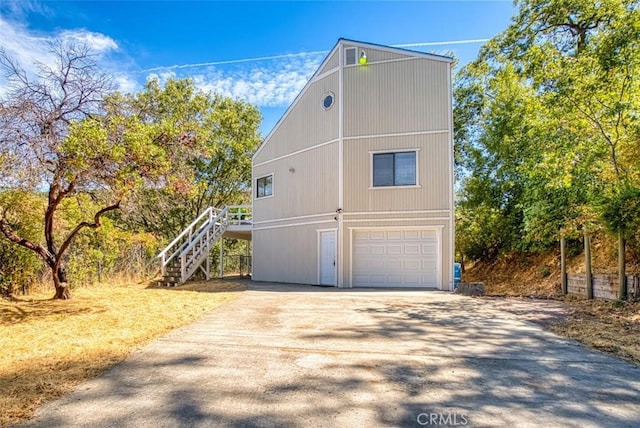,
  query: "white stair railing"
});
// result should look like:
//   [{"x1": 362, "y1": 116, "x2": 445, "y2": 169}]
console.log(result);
[
  {"x1": 178, "y1": 207, "x2": 229, "y2": 283},
  {"x1": 157, "y1": 206, "x2": 218, "y2": 277},
  {"x1": 157, "y1": 205, "x2": 251, "y2": 285}
]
